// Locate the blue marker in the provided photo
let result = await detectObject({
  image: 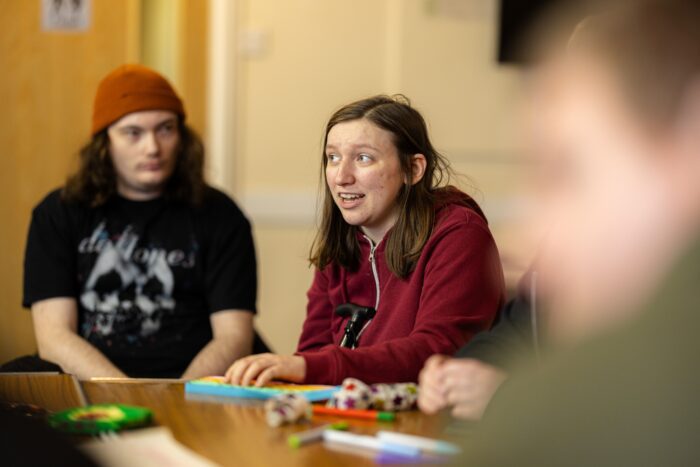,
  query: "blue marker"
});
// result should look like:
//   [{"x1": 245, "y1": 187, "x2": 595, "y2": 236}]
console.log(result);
[
  {"x1": 376, "y1": 431, "x2": 461, "y2": 455},
  {"x1": 323, "y1": 430, "x2": 421, "y2": 458}
]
